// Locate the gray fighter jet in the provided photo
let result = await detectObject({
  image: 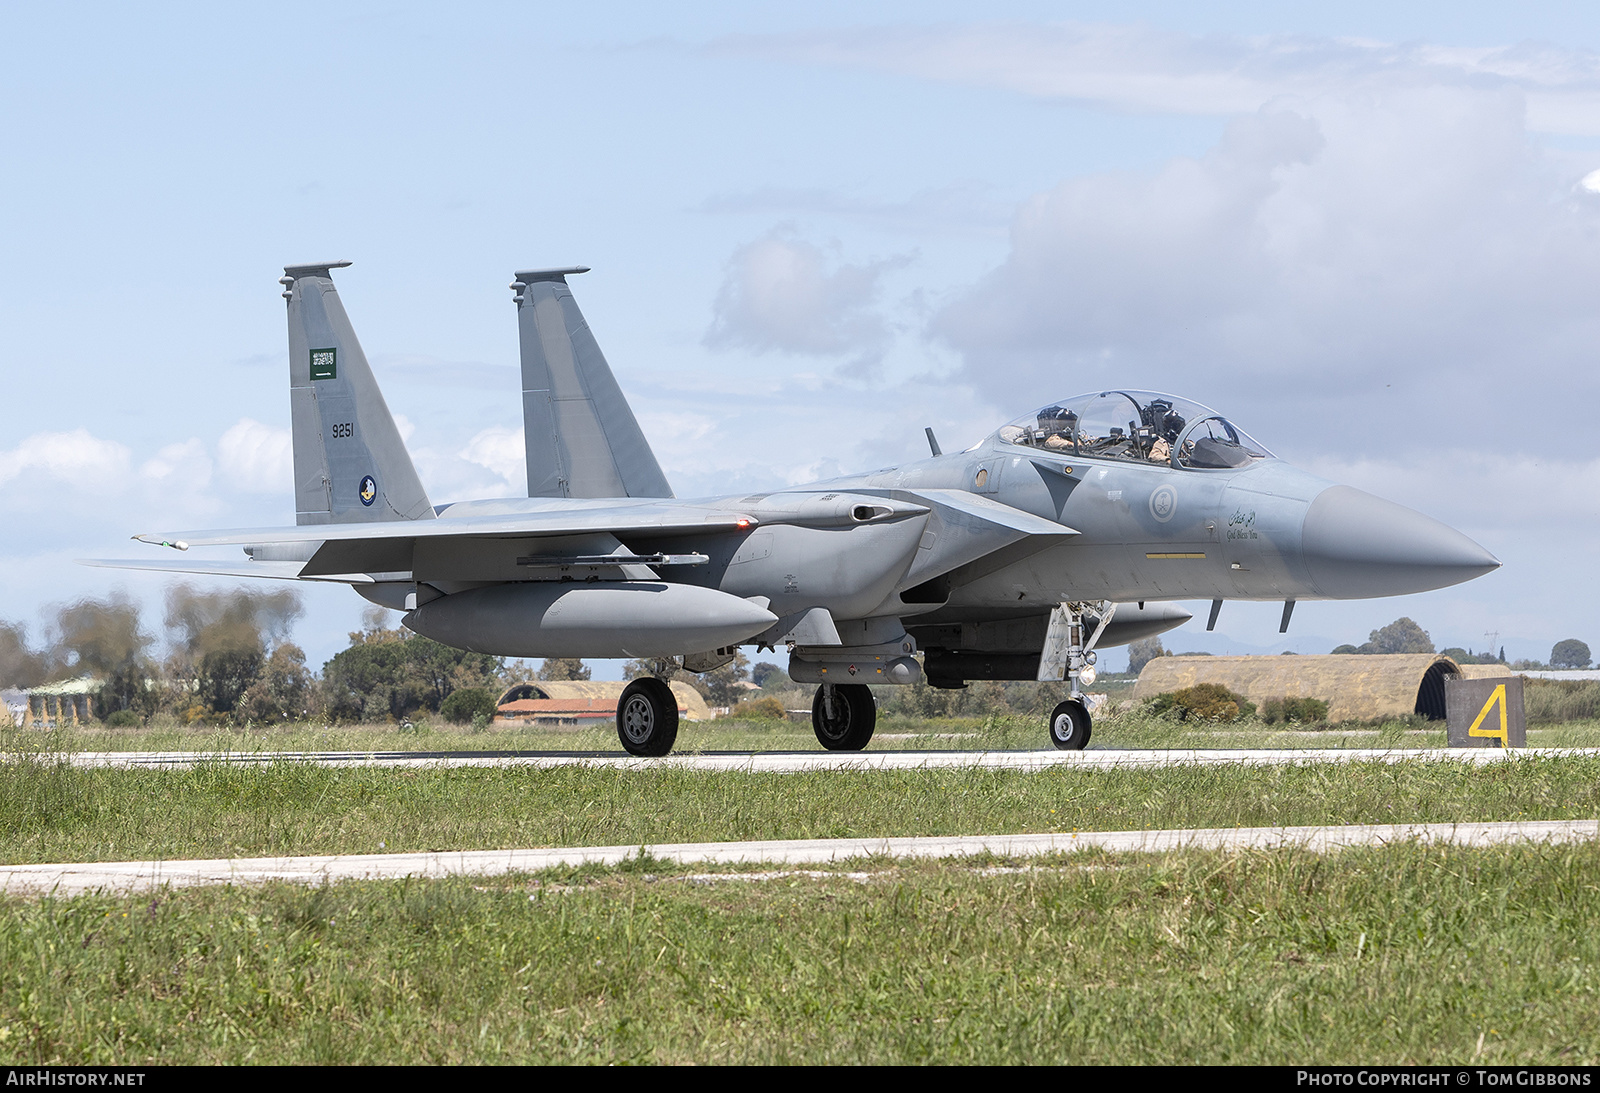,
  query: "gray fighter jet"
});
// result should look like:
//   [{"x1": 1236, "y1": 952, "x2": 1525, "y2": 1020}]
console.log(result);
[{"x1": 91, "y1": 262, "x2": 1501, "y2": 755}]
